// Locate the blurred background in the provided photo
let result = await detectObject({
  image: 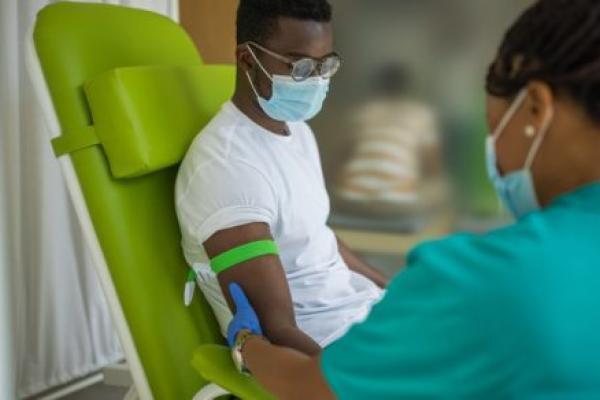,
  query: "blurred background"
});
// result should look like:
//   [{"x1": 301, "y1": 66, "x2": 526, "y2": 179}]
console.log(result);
[{"x1": 307, "y1": 0, "x2": 536, "y2": 274}]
